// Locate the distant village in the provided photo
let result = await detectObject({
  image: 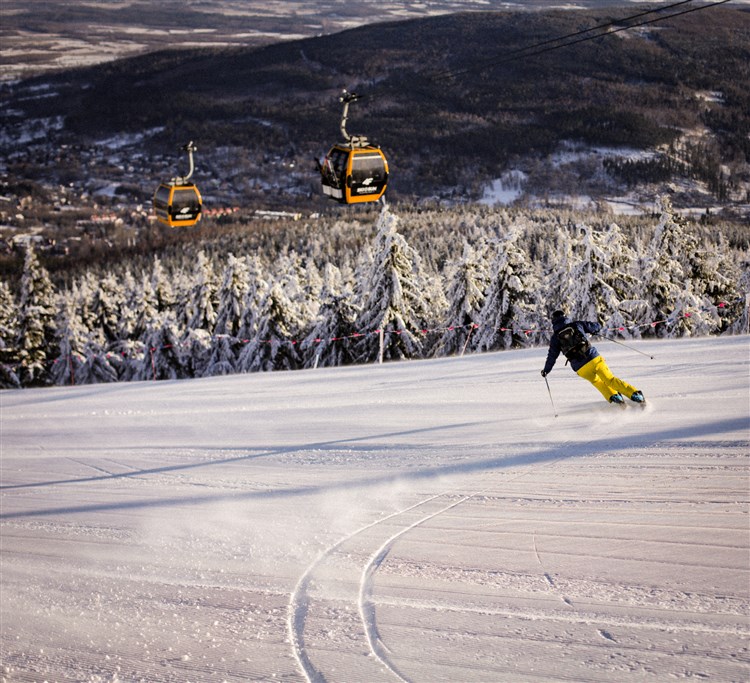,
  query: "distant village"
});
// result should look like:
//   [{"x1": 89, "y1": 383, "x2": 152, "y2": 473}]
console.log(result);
[{"x1": 0, "y1": 135, "x2": 312, "y2": 262}]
